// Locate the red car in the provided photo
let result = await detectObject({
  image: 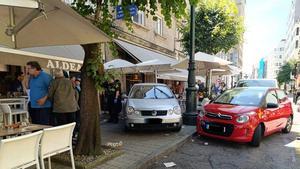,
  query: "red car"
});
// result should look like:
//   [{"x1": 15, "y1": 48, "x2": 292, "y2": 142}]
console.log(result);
[{"x1": 197, "y1": 87, "x2": 293, "y2": 146}]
